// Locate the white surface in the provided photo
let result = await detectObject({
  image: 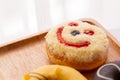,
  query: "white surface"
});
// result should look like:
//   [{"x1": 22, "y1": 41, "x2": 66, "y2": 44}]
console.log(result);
[{"x1": 0, "y1": 0, "x2": 120, "y2": 45}]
